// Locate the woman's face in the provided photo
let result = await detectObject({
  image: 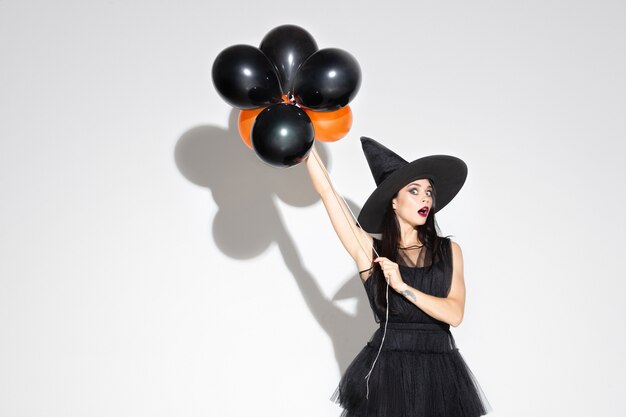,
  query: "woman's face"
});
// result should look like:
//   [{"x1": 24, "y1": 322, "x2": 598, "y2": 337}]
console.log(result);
[{"x1": 391, "y1": 178, "x2": 433, "y2": 228}]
